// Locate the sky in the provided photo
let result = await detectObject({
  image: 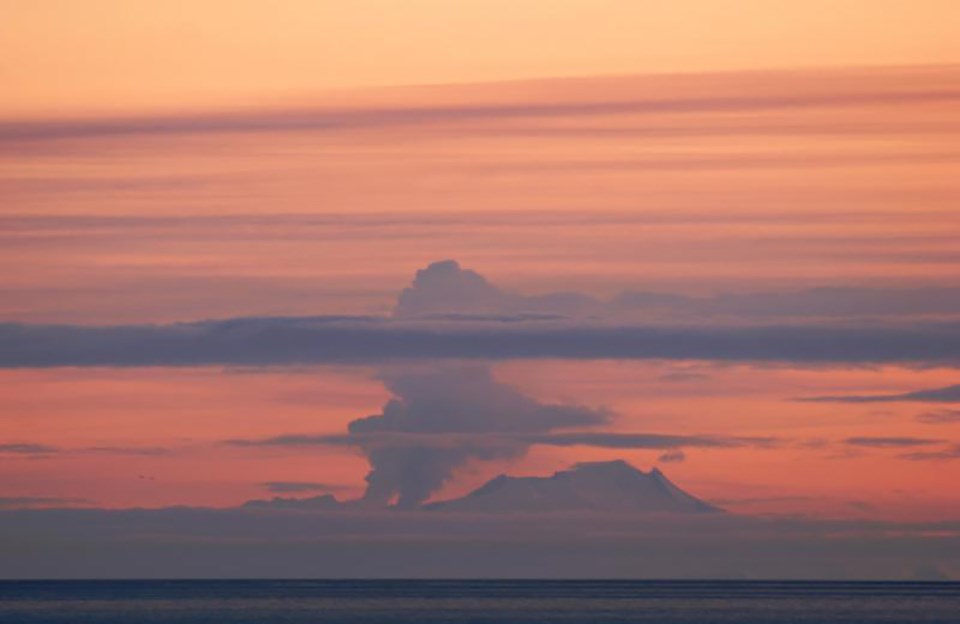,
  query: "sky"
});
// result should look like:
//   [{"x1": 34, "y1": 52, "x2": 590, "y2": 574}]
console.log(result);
[
  {"x1": 1, "y1": 0, "x2": 960, "y2": 579},
  {"x1": 3, "y1": 0, "x2": 960, "y2": 116}
]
